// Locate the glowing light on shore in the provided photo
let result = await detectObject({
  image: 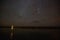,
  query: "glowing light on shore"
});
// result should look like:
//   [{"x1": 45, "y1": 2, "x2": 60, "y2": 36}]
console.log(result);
[{"x1": 11, "y1": 25, "x2": 14, "y2": 30}]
